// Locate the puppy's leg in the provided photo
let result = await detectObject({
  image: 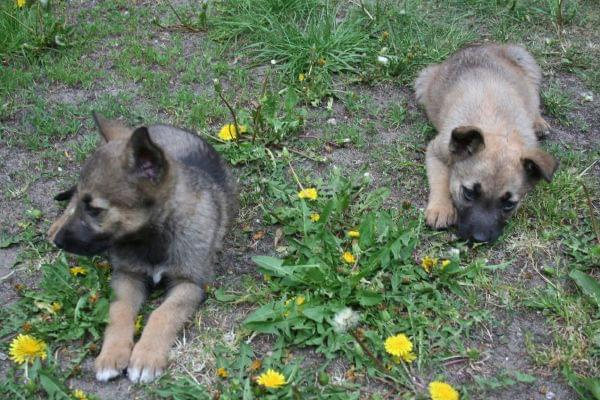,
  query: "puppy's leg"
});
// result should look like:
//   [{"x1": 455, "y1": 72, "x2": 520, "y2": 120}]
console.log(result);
[
  {"x1": 128, "y1": 281, "x2": 203, "y2": 383},
  {"x1": 425, "y1": 142, "x2": 457, "y2": 229},
  {"x1": 533, "y1": 116, "x2": 551, "y2": 138},
  {"x1": 95, "y1": 272, "x2": 147, "y2": 382}
]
